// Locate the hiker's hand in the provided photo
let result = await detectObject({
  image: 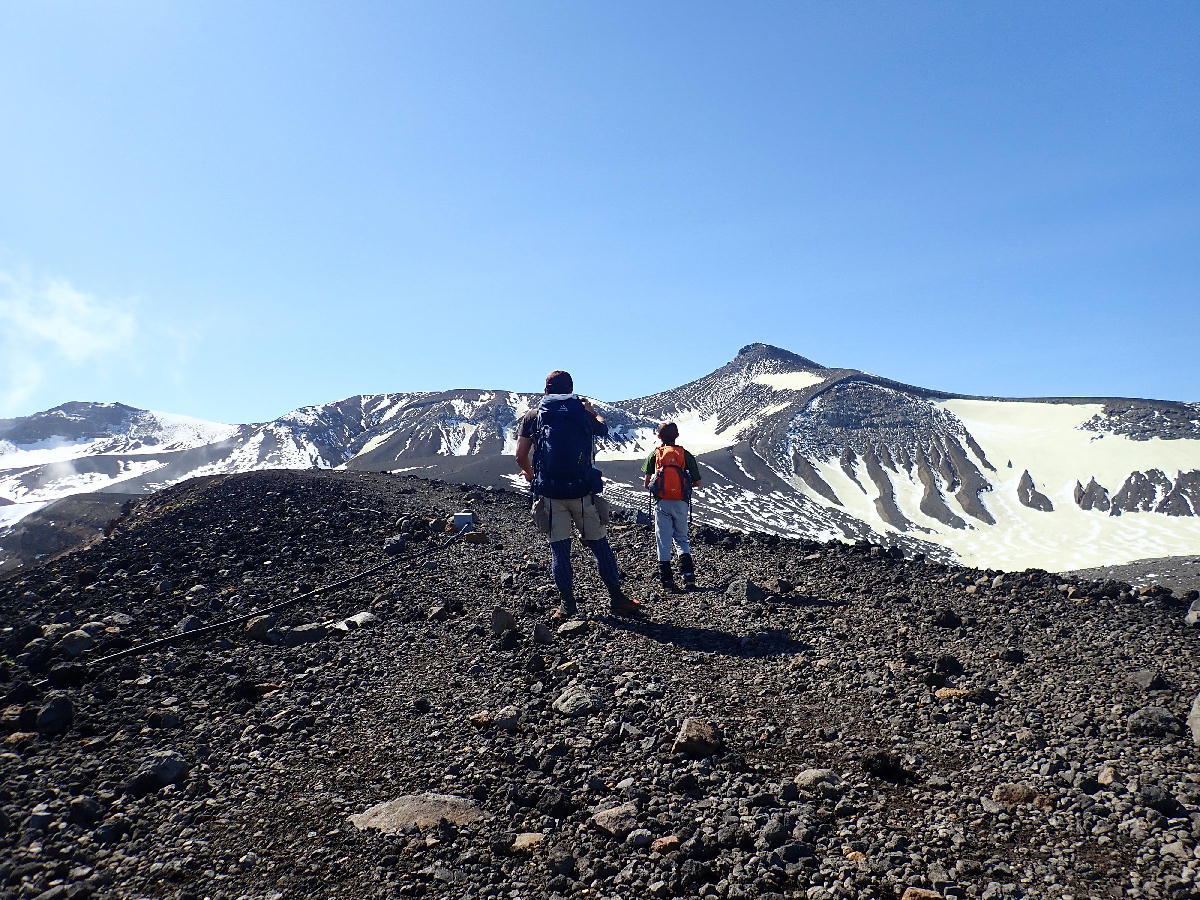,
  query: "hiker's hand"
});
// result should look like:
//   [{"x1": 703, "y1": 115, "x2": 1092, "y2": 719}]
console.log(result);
[
  {"x1": 521, "y1": 469, "x2": 534, "y2": 482},
  {"x1": 580, "y1": 397, "x2": 595, "y2": 413}
]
